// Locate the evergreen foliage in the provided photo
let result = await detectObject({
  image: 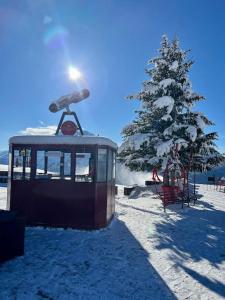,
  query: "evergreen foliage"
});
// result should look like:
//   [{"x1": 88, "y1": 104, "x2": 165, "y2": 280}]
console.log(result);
[{"x1": 119, "y1": 35, "x2": 224, "y2": 173}]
